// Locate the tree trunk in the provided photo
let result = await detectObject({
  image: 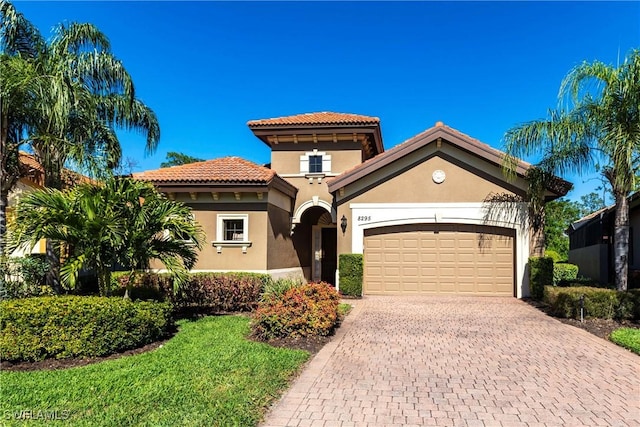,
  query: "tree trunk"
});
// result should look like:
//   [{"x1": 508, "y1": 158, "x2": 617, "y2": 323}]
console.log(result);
[
  {"x1": 42, "y1": 157, "x2": 64, "y2": 289},
  {"x1": 98, "y1": 268, "x2": 112, "y2": 297},
  {"x1": 0, "y1": 189, "x2": 8, "y2": 257},
  {"x1": 613, "y1": 192, "x2": 629, "y2": 291}
]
